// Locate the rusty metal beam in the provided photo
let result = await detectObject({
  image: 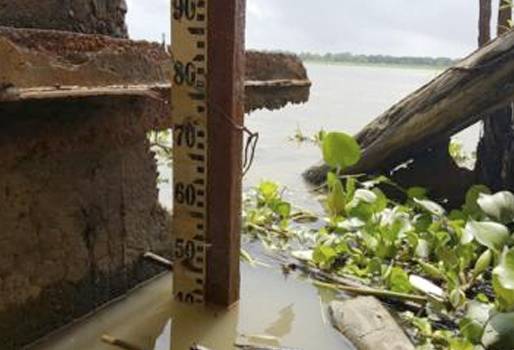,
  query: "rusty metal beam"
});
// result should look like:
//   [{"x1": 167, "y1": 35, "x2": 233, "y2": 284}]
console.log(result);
[
  {"x1": 0, "y1": 80, "x2": 310, "y2": 103},
  {"x1": 205, "y1": 0, "x2": 246, "y2": 307}
]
